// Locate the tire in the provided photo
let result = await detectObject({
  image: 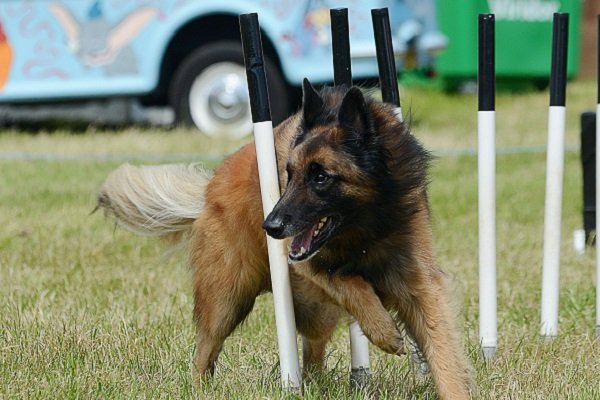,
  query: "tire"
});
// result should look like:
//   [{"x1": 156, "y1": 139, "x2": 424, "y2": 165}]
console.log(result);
[{"x1": 169, "y1": 41, "x2": 291, "y2": 139}]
